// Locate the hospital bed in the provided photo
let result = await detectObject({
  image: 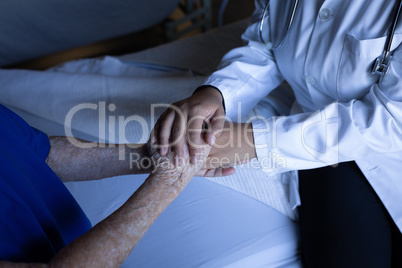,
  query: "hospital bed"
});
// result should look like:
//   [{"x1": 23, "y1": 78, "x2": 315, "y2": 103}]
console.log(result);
[{"x1": 0, "y1": 18, "x2": 301, "y2": 267}]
